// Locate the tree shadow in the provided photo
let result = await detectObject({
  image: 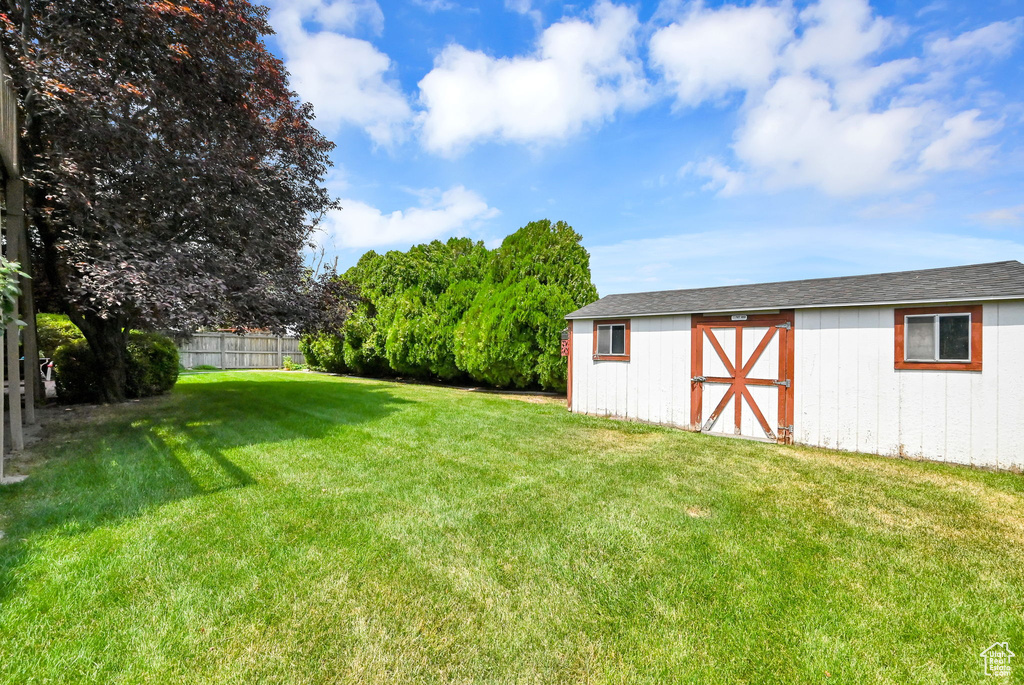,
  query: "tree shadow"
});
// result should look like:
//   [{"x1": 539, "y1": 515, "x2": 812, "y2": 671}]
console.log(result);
[{"x1": 0, "y1": 375, "x2": 411, "y2": 605}]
